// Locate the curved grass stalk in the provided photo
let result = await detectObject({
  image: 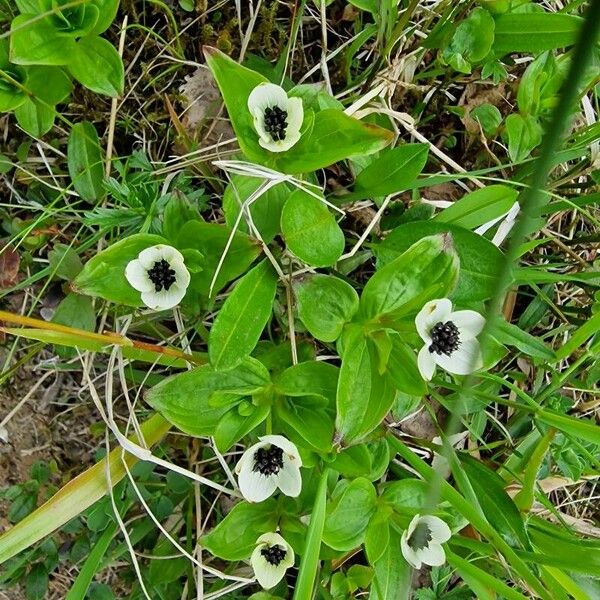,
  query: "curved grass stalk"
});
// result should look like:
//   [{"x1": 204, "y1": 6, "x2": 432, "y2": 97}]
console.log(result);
[{"x1": 0, "y1": 412, "x2": 171, "y2": 565}]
